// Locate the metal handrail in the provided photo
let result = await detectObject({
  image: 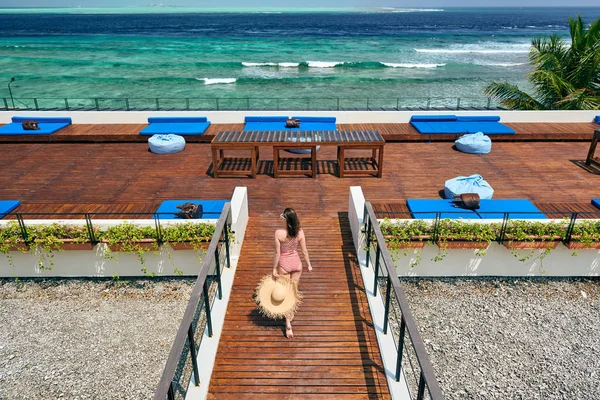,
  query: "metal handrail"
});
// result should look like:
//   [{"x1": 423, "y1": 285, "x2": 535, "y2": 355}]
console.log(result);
[
  {"x1": 154, "y1": 202, "x2": 232, "y2": 400},
  {"x1": 364, "y1": 201, "x2": 444, "y2": 399},
  {"x1": 1, "y1": 96, "x2": 503, "y2": 111}
]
